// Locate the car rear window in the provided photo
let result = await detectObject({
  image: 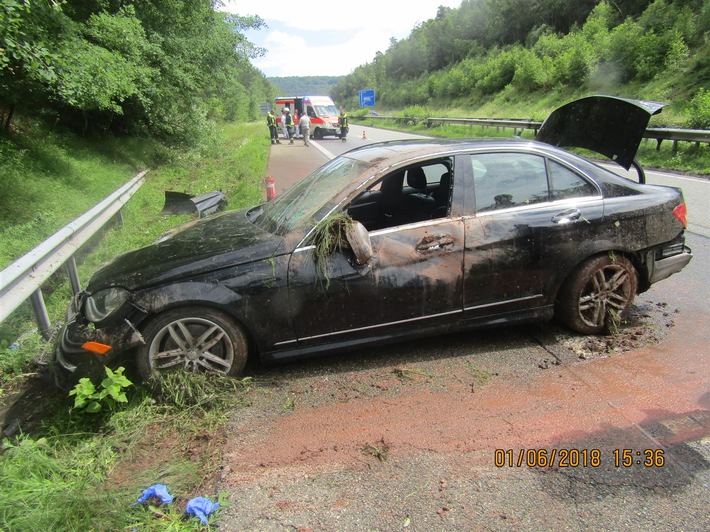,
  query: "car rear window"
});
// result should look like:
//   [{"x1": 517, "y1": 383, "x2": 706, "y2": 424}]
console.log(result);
[
  {"x1": 472, "y1": 153, "x2": 549, "y2": 212},
  {"x1": 548, "y1": 160, "x2": 598, "y2": 200}
]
